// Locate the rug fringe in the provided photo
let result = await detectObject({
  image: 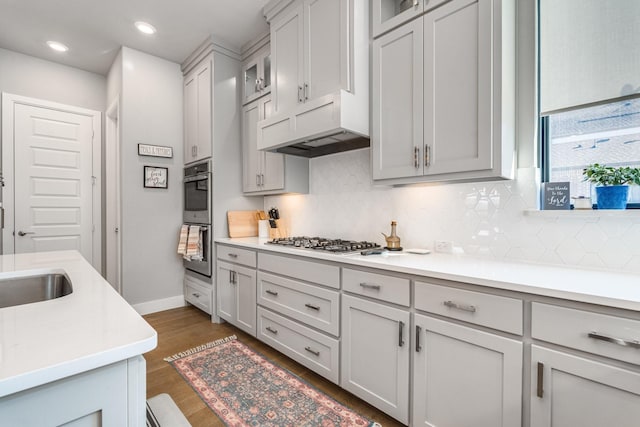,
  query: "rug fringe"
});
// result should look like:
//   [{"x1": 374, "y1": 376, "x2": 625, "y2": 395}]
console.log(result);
[{"x1": 163, "y1": 335, "x2": 237, "y2": 362}]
